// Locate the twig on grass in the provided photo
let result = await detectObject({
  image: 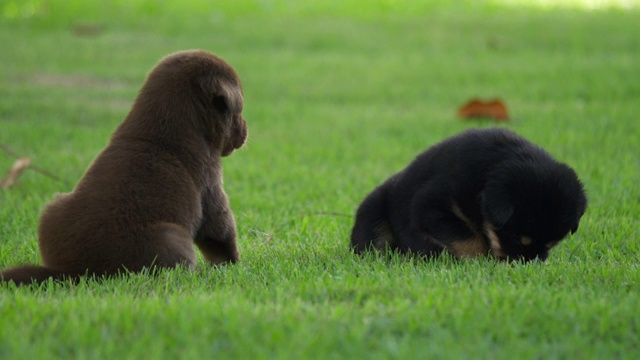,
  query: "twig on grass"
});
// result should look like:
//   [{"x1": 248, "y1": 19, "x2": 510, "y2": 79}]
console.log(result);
[
  {"x1": 0, "y1": 143, "x2": 72, "y2": 188},
  {"x1": 2, "y1": 157, "x2": 31, "y2": 189},
  {"x1": 300, "y1": 211, "x2": 351, "y2": 218}
]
